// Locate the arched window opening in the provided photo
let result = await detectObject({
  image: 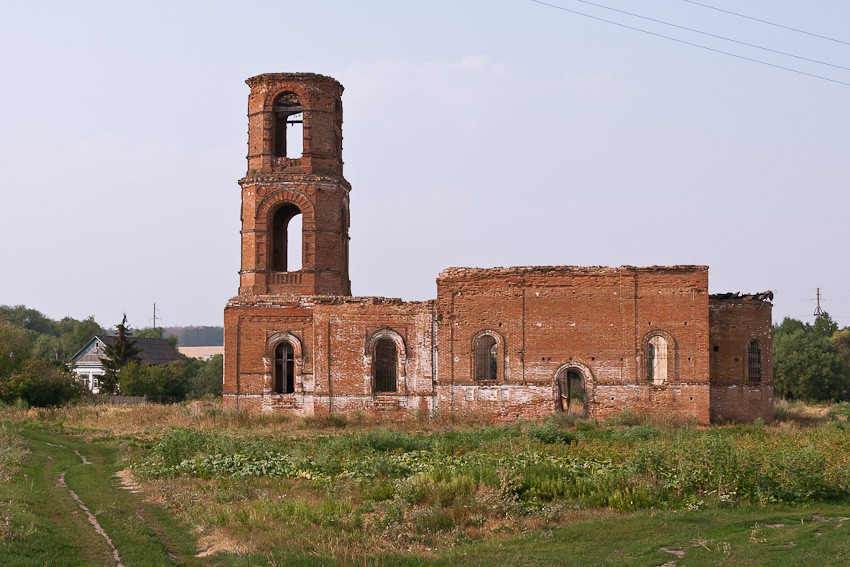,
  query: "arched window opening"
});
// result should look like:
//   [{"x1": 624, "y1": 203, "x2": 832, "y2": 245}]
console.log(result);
[
  {"x1": 647, "y1": 335, "x2": 668, "y2": 385},
  {"x1": 271, "y1": 204, "x2": 302, "y2": 272},
  {"x1": 748, "y1": 340, "x2": 762, "y2": 383},
  {"x1": 475, "y1": 335, "x2": 498, "y2": 381},
  {"x1": 273, "y1": 92, "x2": 303, "y2": 159},
  {"x1": 374, "y1": 339, "x2": 397, "y2": 393},
  {"x1": 274, "y1": 342, "x2": 295, "y2": 394},
  {"x1": 556, "y1": 368, "x2": 585, "y2": 416},
  {"x1": 288, "y1": 213, "x2": 302, "y2": 270}
]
